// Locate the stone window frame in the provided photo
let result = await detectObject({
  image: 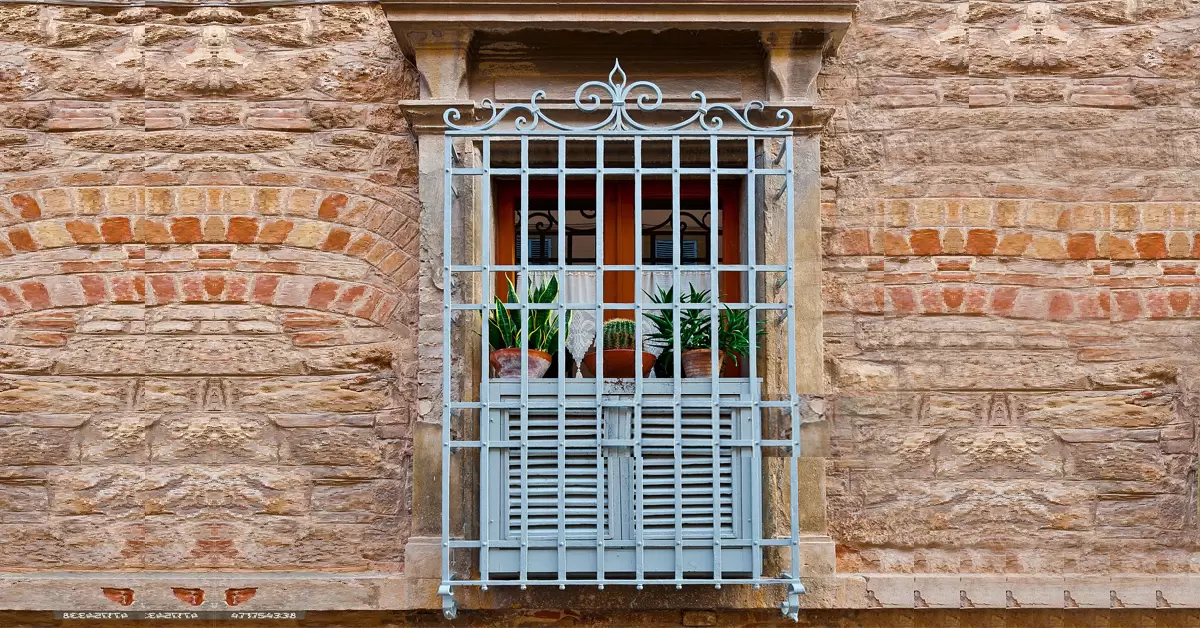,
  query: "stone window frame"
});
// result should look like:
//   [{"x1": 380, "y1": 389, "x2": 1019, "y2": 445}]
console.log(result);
[{"x1": 390, "y1": 2, "x2": 856, "y2": 609}]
